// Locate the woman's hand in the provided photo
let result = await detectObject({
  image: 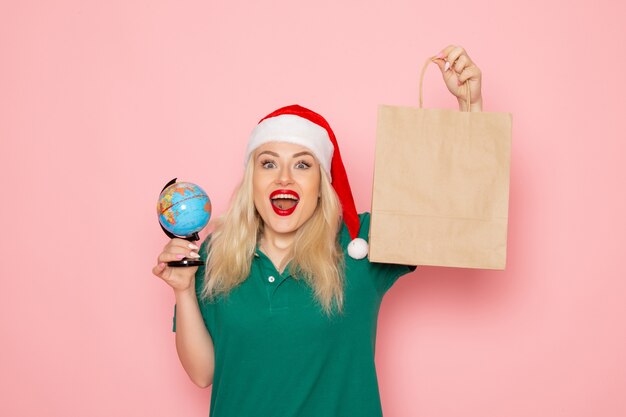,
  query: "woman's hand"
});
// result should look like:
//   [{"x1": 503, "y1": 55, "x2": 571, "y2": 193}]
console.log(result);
[
  {"x1": 152, "y1": 238, "x2": 201, "y2": 292},
  {"x1": 433, "y1": 45, "x2": 483, "y2": 112}
]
